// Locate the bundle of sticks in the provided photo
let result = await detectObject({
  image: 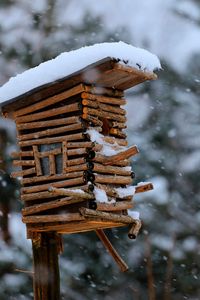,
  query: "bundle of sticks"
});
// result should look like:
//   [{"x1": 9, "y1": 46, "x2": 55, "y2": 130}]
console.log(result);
[{"x1": 11, "y1": 83, "x2": 153, "y2": 271}]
